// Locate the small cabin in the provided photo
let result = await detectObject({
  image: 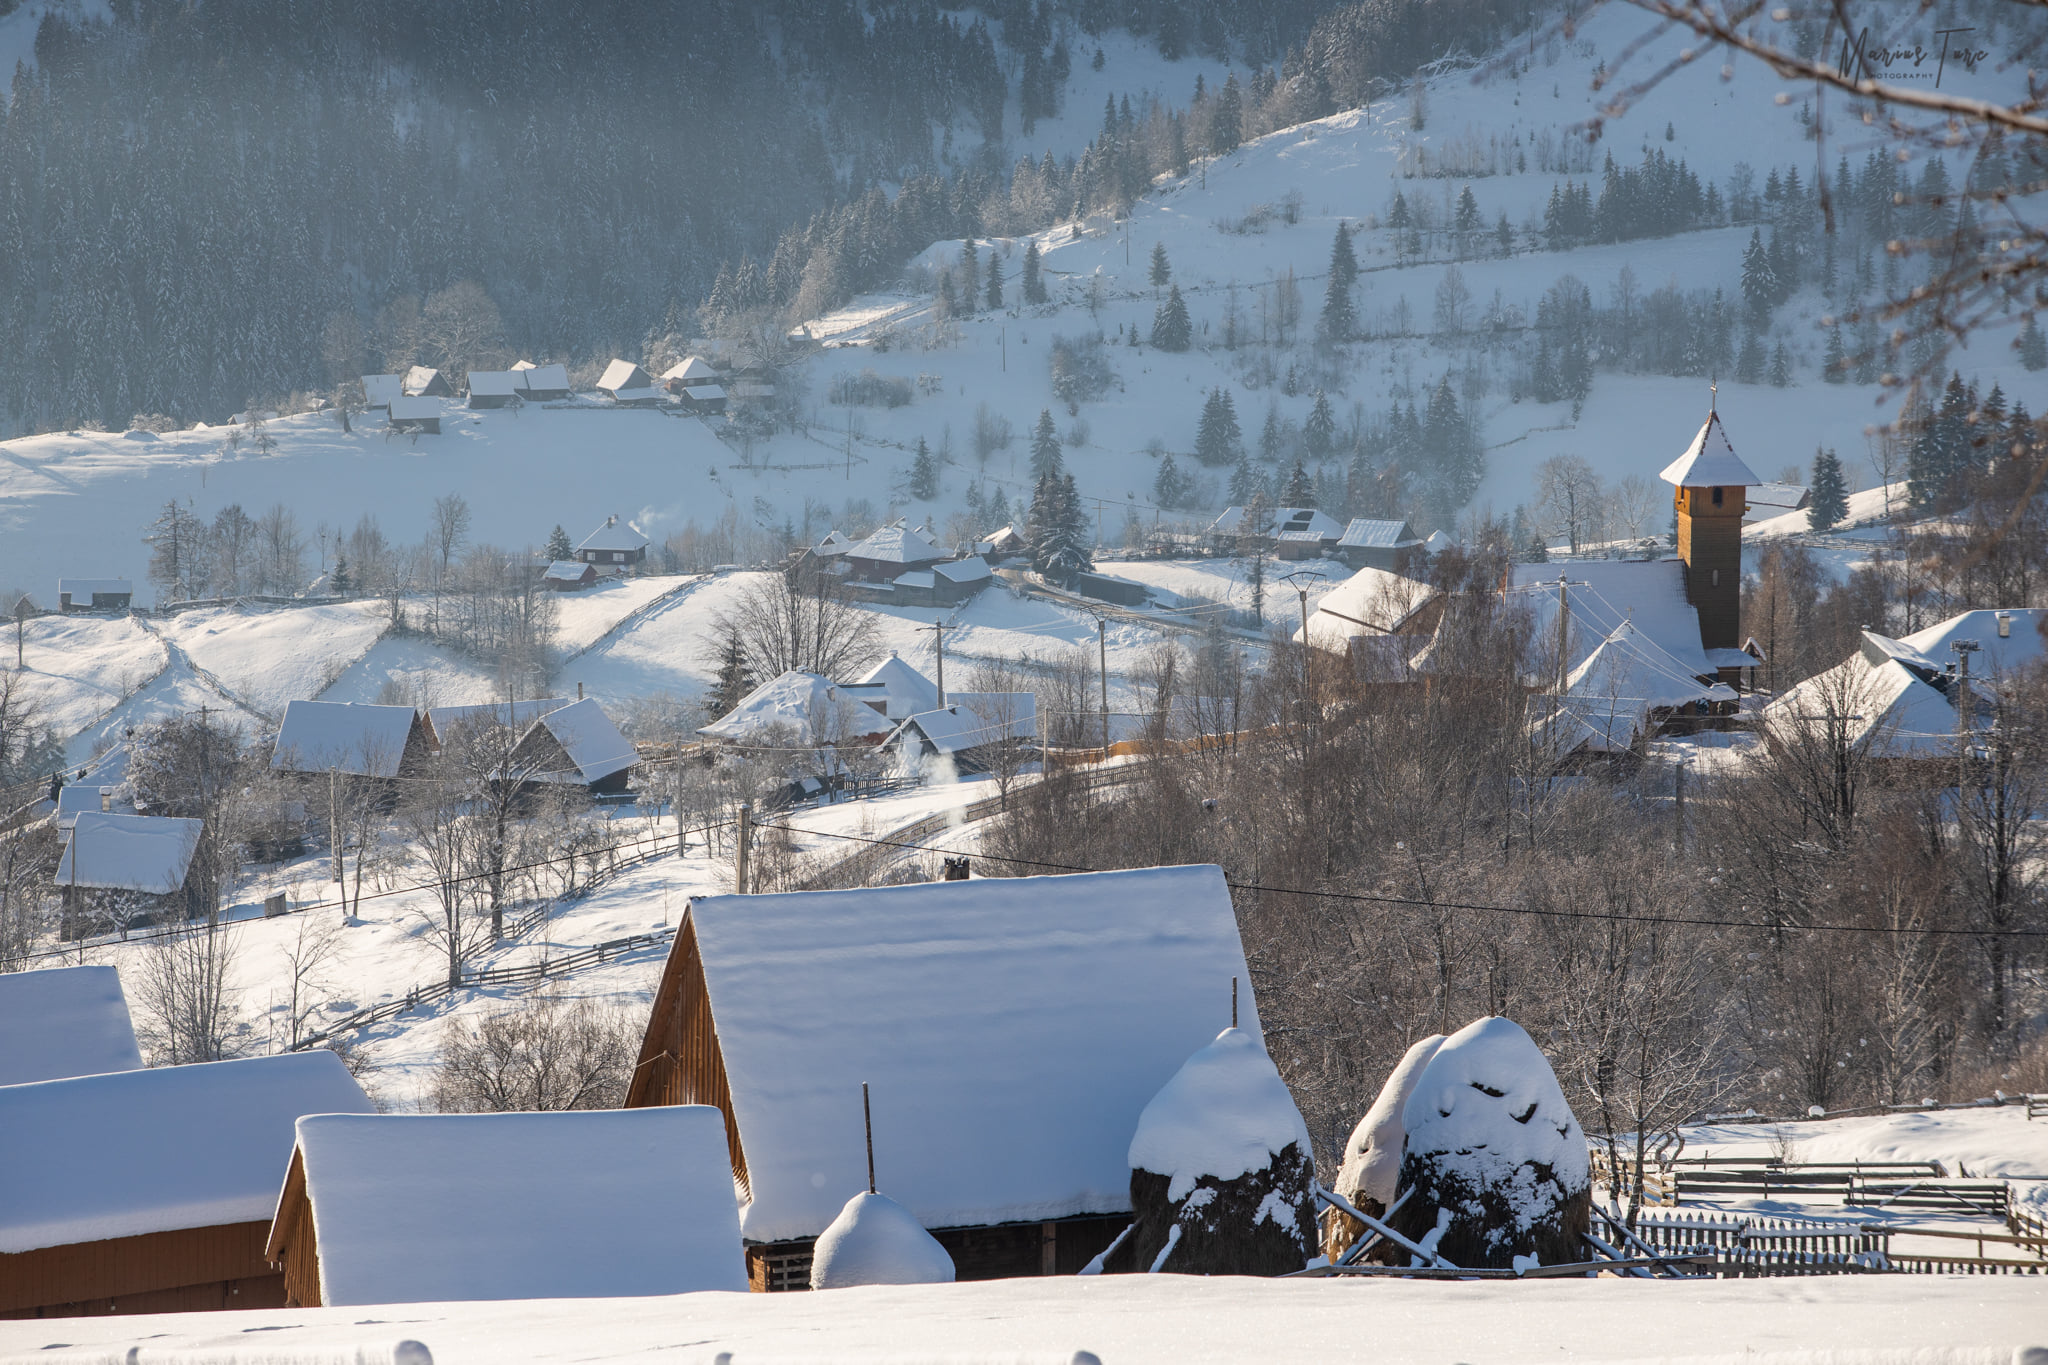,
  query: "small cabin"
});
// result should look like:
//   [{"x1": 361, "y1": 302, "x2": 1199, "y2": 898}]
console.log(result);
[
  {"x1": 265, "y1": 1108, "x2": 745, "y2": 1308},
  {"x1": 884, "y1": 694, "x2": 1036, "y2": 774},
  {"x1": 660, "y1": 356, "x2": 719, "y2": 392},
  {"x1": 574, "y1": 515, "x2": 650, "y2": 573},
  {"x1": 597, "y1": 359, "x2": 658, "y2": 405},
  {"x1": 841, "y1": 523, "x2": 946, "y2": 583},
  {"x1": 543, "y1": 560, "x2": 598, "y2": 591},
  {"x1": 56, "y1": 579, "x2": 131, "y2": 613},
  {"x1": 502, "y1": 696, "x2": 636, "y2": 795},
  {"x1": 0, "y1": 965, "x2": 143, "y2": 1088},
  {"x1": 1333, "y1": 518, "x2": 1424, "y2": 572},
  {"x1": 269, "y1": 701, "x2": 433, "y2": 782},
  {"x1": 401, "y1": 365, "x2": 453, "y2": 398},
  {"x1": 512, "y1": 361, "x2": 571, "y2": 401},
  {"x1": 359, "y1": 374, "x2": 401, "y2": 410},
  {"x1": 55, "y1": 812, "x2": 207, "y2": 929},
  {"x1": 697, "y1": 670, "x2": 899, "y2": 747},
  {"x1": 1296, "y1": 565, "x2": 1442, "y2": 680},
  {"x1": 625, "y1": 865, "x2": 1256, "y2": 1291},
  {"x1": 386, "y1": 396, "x2": 441, "y2": 434},
  {"x1": 465, "y1": 370, "x2": 522, "y2": 409},
  {"x1": 0, "y1": 1052, "x2": 372, "y2": 1319}
]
